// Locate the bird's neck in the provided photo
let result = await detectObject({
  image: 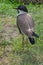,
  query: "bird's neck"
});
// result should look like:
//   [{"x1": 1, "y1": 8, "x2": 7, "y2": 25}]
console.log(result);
[{"x1": 17, "y1": 10, "x2": 27, "y2": 16}]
